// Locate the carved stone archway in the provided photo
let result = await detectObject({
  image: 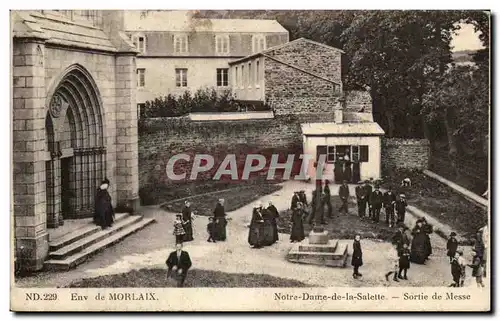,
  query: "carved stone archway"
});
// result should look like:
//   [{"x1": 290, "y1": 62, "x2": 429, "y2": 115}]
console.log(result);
[{"x1": 45, "y1": 64, "x2": 106, "y2": 227}]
